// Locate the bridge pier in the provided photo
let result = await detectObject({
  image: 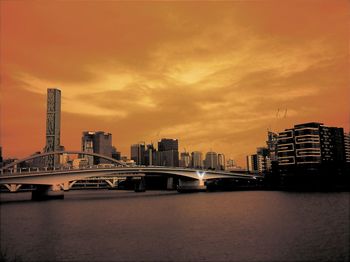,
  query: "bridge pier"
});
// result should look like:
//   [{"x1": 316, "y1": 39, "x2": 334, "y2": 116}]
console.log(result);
[
  {"x1": 4, "y1": 184, "x2": 22, "y2": 192},
  {"x1": 177, "y1": 179, "x2": 206, "y2": 192},
  {"x1": 134, "y1": 177, "x2": 146, "y2": 192},
  {"x1": 166, "y1": 177, "x2": 175, "y2": 190},
  {"x1": 32, "y1": 184, "x2": 64, "y2": 201}
]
